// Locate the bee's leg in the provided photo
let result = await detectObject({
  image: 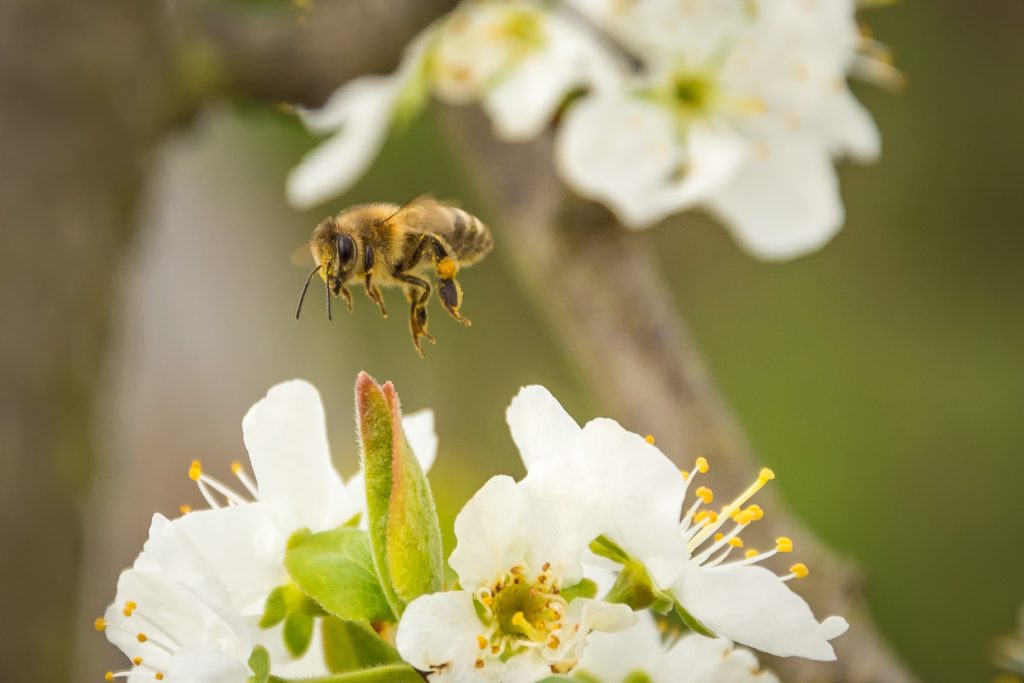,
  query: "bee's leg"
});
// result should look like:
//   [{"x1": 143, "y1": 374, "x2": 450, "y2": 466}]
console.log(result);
[
  {"x1": 339, "y1": 284, "x2": 353, "y2": 312},
  {"x1": 362, "y1": 244, "x2": 387, "y2": 318},
  {"x1": 425, "y1": 234, "x2": 470, "y2": 326},
  {"x1": 397, "y1": 273, "x2": 434, "y2": 357}
]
